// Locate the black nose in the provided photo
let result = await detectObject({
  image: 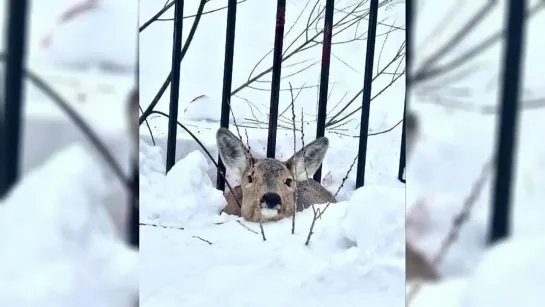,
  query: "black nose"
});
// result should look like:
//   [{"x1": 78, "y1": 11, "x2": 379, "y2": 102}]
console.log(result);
[{"x1": 261, "y1": 193, "x2": 282, "y2": 209}]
